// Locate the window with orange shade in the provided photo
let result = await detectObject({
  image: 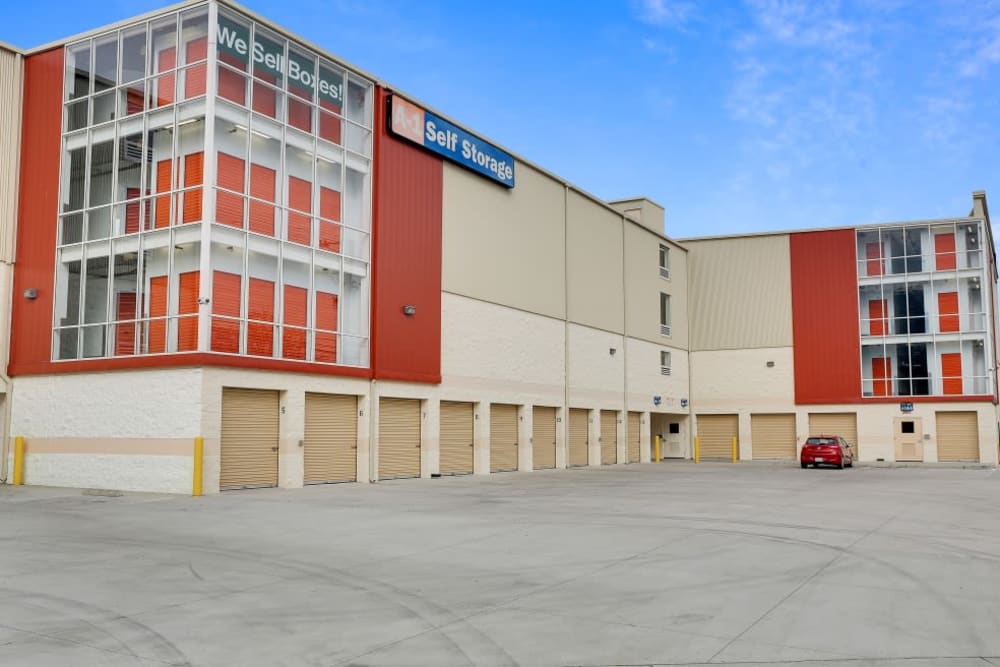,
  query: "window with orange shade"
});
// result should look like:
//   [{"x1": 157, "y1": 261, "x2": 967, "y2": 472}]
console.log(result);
[
  {"x1": 212, "y1": 271, "x2": 242, "y2": 353},
  {"x1": 155, "y1": 46, "x2": 176, "y2": 108},
  {"x1": 942, "y1": 353, "x2": 963, "y2": 395},
  {"x1": 114, "y1": 292, "x2": 137, "y2": 355},
  {"x1": 249, "y1": 164, "x2": 276, "y2": 236},
  {"x1": 282, "y1": 285, "x2": 307, "y2": 360},
  {"x1": 182, "y1": 152, "x2": 204, "y2": 224},
  {"x1": 247, "y1": 278, "x2": 274, "y2": 357},
  {"x1": 871, "y1": 357, "x2": 891, "y2": 396},
  {"x1": 935, "y1": 233, "x2": 956, "y2": 271},
  {"x1": 938, "y1": 292, "x2": 959, "y2": 332},
  {"x1": 865, "y1": 242, "x2": 883, "y2": 277},
  {"x1": 216, "y1": 152, "x2": 246, "y2": 228},
  {"x1": 868, "y1": 299, "x2": 887, "y2": 336},
  {"x1": 183, "y1": 36, "x2": 207, "y2": 99},
  {"x1": 178, "y1": 270, "x2": 200, "y2": 351},
  {"x1": 154, "y1": 159, "x2": 172, "y2": 228},
  {"x1": 147, "y1": 276, "x2": 168, "y2": 353},
  {"x1": 315, "y1": 291, "x2": 338, "y2": 363},
  {"x1": 288, "y1": 176, "x2": 312, "y2": 245},
  {"x1": 318, "y1": 187, "x2": 341, "y2": 252}
]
